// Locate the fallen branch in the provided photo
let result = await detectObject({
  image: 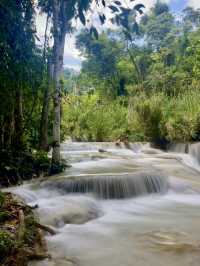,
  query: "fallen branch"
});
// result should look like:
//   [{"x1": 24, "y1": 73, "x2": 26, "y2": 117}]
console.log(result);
[
  {"x1": 35, "y1": 222, "x2": 57, "y2": 235},
  {"x1": 25, "y1": 249, "x2": 51, "y2": 260}
]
